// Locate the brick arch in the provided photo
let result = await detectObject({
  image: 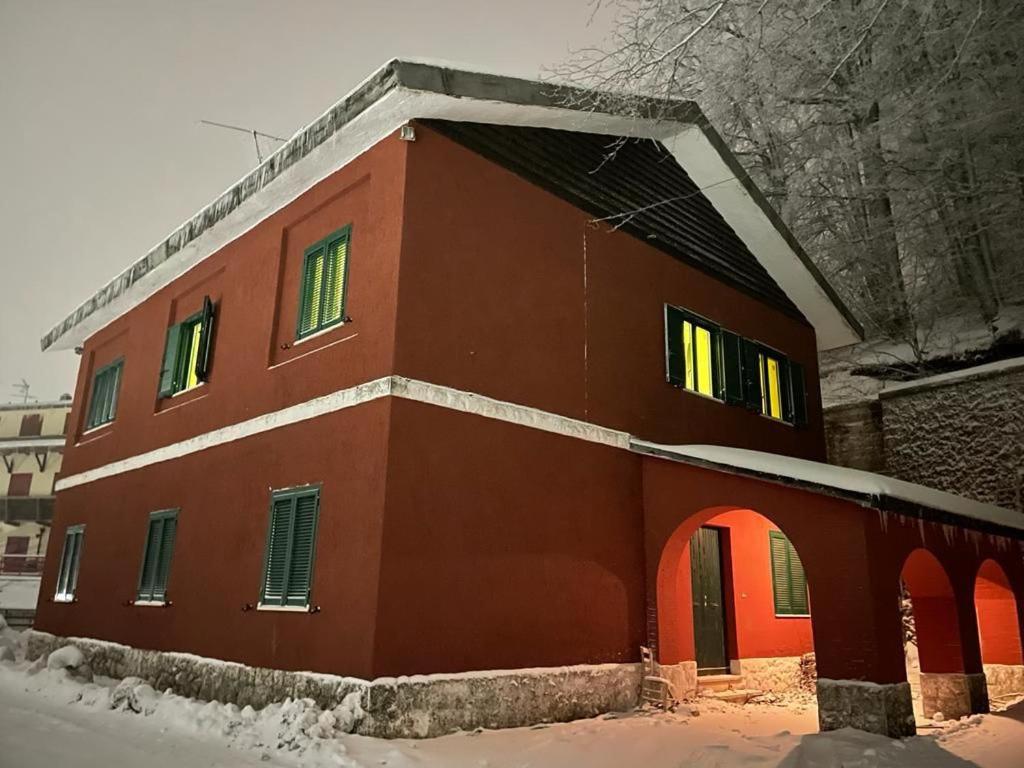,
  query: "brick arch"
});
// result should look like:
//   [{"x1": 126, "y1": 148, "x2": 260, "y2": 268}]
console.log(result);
[
  {"x1": 974, "y1": 559, "x2": 1024, "y2": 666},
  {"x1": 901, "y1": 548, "x2": 965, "y2": 674}
]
